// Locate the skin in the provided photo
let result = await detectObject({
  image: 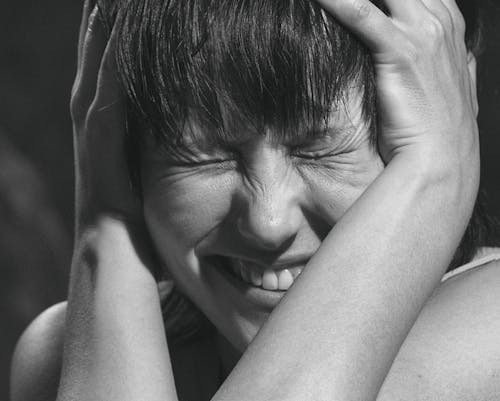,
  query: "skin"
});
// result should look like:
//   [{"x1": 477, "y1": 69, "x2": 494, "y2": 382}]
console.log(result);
[
  {"x1": 141, "y1": 92, "x2": 383, "y2": 351},
  {"x1": 11, "y1": 262, "x2": 500, "y2": 401},
  {"x1": 10, "y1": 0, "x2": 500, "y2": 400}
]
